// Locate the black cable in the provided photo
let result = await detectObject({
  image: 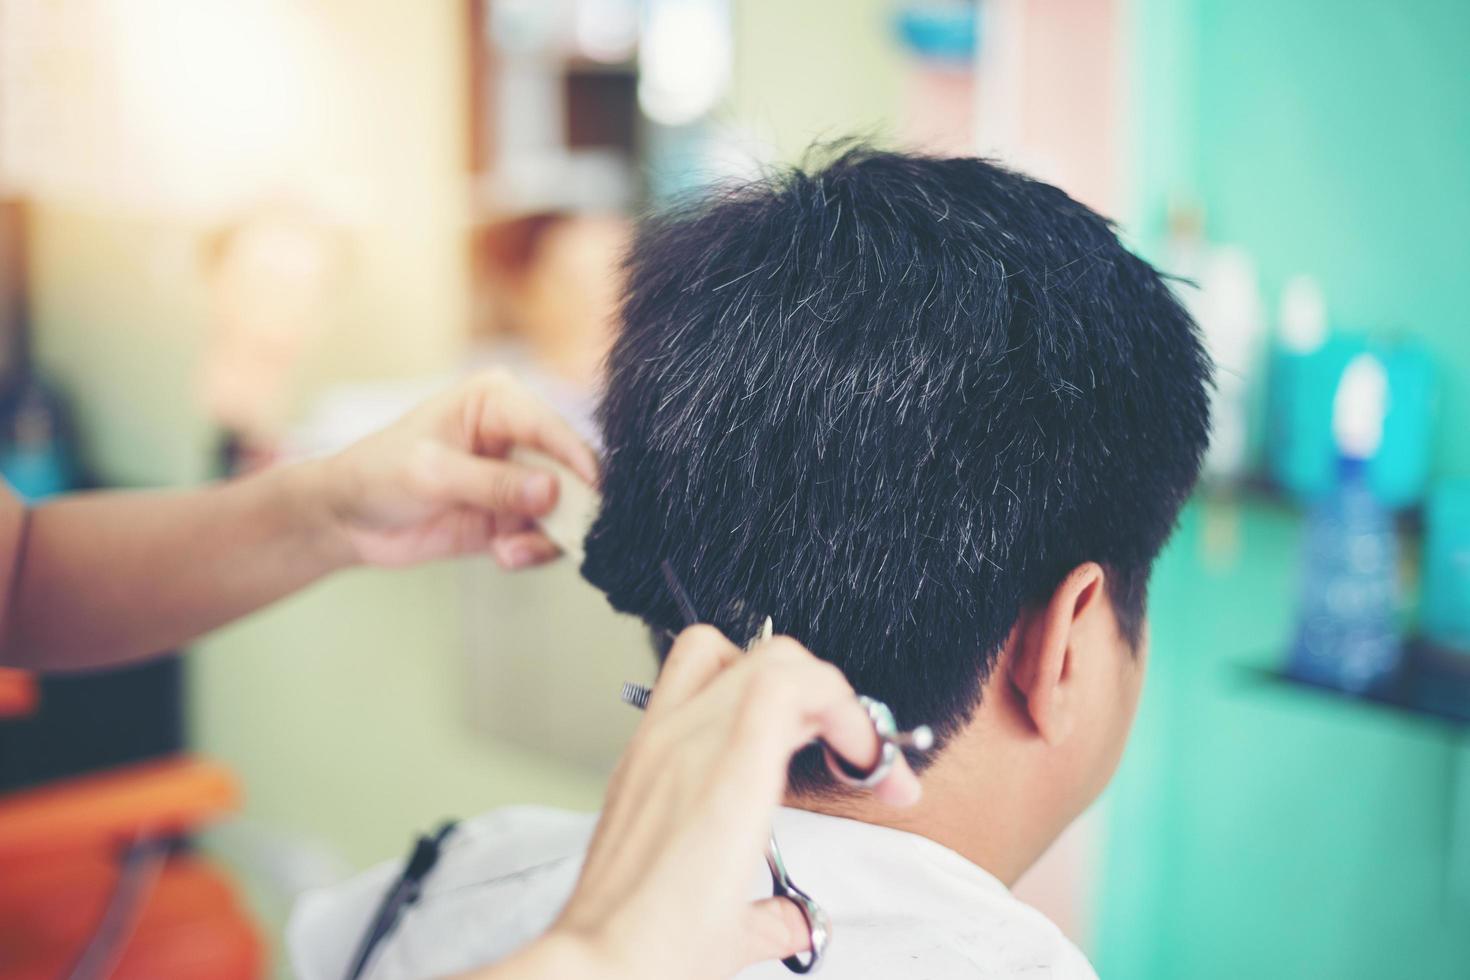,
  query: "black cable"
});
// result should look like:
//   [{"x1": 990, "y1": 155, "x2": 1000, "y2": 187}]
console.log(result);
[{"x1": 344, "y1": 820, "x2": 459, "y2": 980}]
